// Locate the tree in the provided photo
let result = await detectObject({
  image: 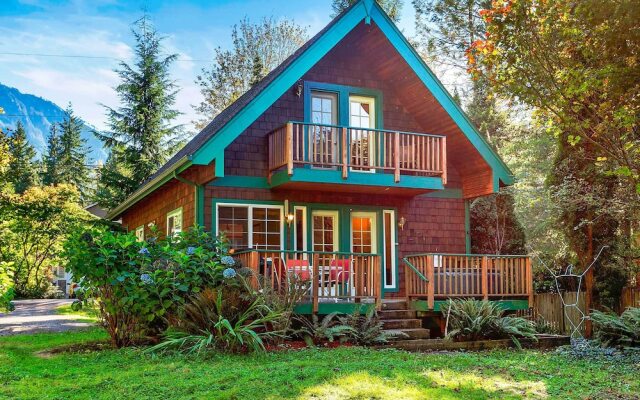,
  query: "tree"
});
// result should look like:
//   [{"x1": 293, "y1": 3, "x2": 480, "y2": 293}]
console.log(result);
[
  {"x1": 332, "y1": 0, "x2": 403, "y2": 22},
  {"x1": 469, "y1": 0, "x2": 640, "y2": 196},
  {"x1": 194, "y1": 17, "x2": 308, "y2": 128},
  {"x1": 8, "y1": 122, "x2": 37, "y2": 194},
  {"x1": 96, "y1": 16, "x2": 183, "y2": 208},
  {"x1": 0, "y1": 184, "x2": 90, "y2": 297},
  {"x1": 43, "y1": 124, "x2": 63, "y2": 186},
  {"x1": 94, "y1": 147, "x2": 138, "y2": 210},
  {"x1": 0, "y1": 128, "x2": 13, "y2": 194},
  {"x1": 57, "y1": 105, "x2": 92, "y2": 200}
]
